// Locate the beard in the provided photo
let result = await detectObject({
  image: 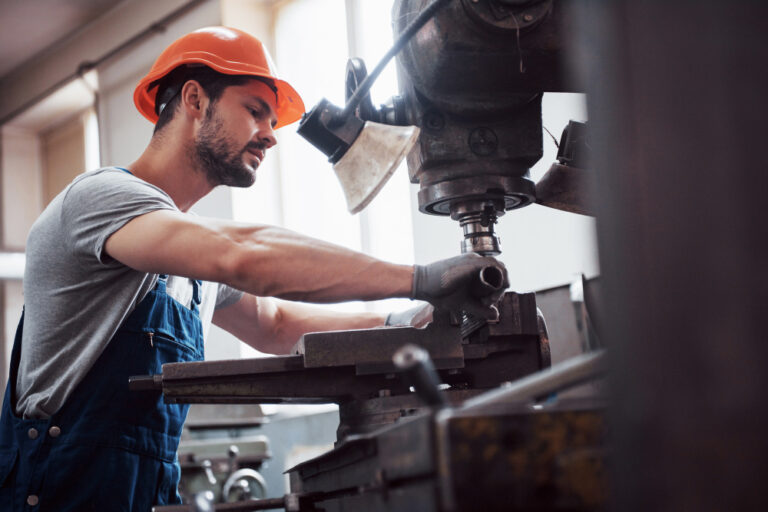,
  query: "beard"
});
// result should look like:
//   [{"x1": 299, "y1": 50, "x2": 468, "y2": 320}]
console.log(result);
[{"x1": 193, "y1": 106, "x2": 264, "y2": 188}]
